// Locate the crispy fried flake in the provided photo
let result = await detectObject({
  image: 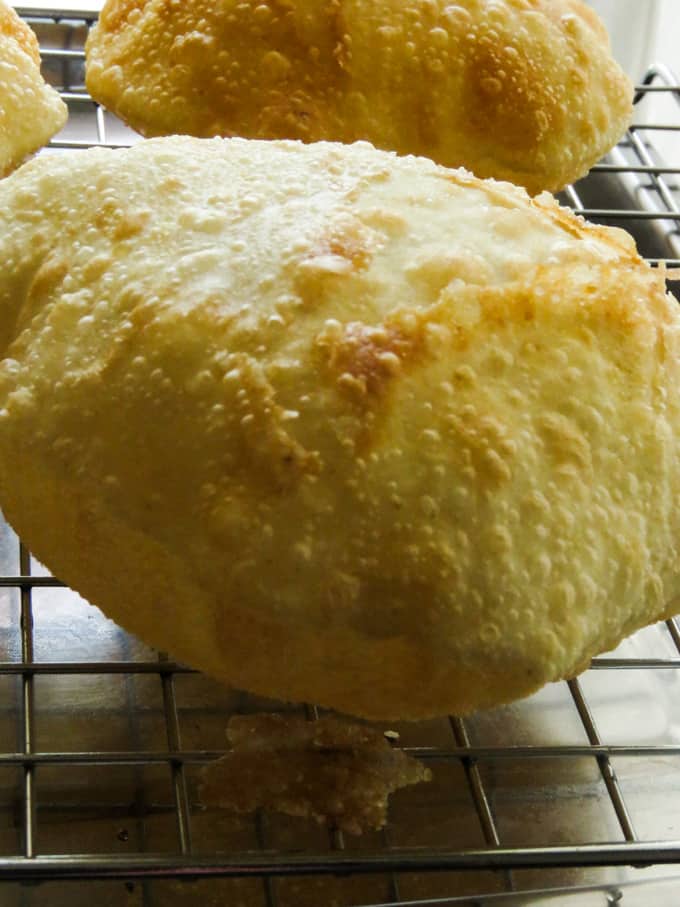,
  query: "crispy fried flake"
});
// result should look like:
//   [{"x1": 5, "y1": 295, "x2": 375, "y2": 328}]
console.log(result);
[{"x1": 200, "y1": 714, "x2": 431, "y2": 835}]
